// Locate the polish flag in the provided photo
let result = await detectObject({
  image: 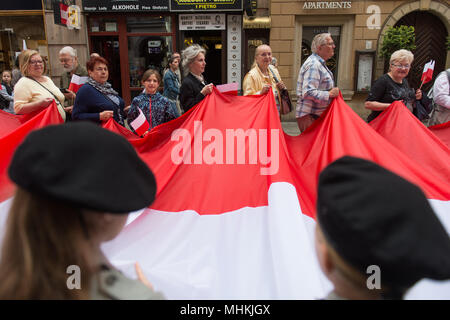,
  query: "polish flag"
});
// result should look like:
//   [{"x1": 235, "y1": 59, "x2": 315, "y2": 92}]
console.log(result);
[
  {"x1": 421, "y1": 60, "x2": 435, "y2": 84},
  {"x1": 0, "y1": 91, "x2": 449, "y2": 299},
  {"x1": 68, "y1": 74, "x2": 88, "y2": 93},
  {"x1": 129, "y1": 107, "x2": 150, "y2": 136},
  {"x1": 216, "y1": 82, "x2": 239, "y2": 95},
  {"x1": 60, "y1": 3, "x2": 69, "y2": 25}
]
